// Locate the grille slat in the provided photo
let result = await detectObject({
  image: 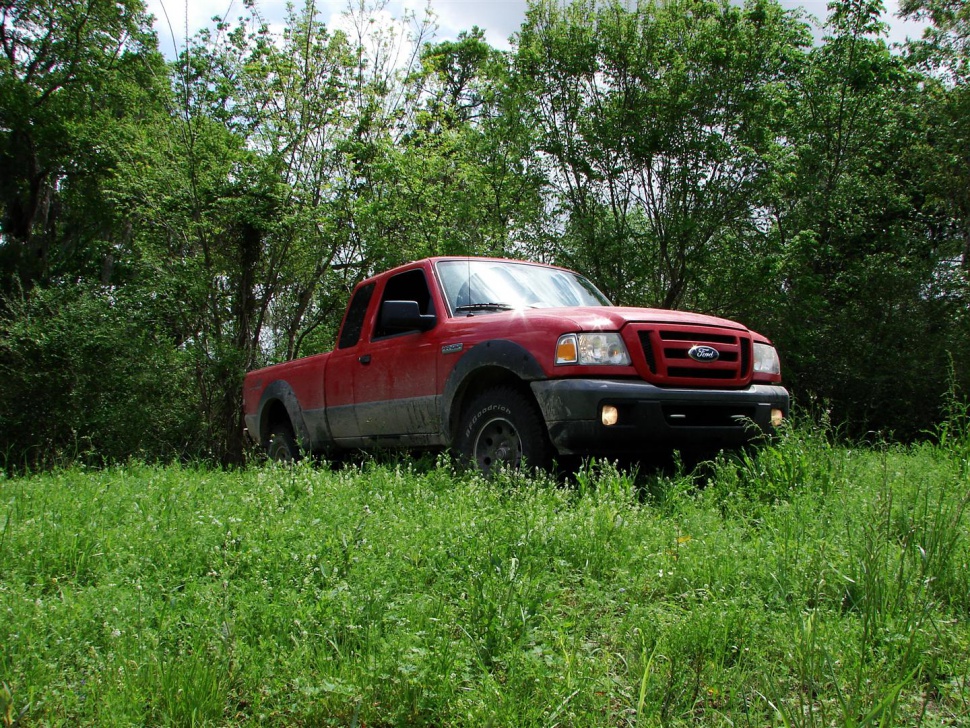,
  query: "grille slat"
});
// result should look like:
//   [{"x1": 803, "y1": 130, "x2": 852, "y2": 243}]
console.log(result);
[
  {"x1": 665, "y1": 349, "x2": 739, "y2": 362},
  {"x1": 659, "y1": 331, "x2": 738, "y2": 344},
  {"x1": 663, "y1": 404, "x2": 756, "y2": 427},
  {"x1": 667, "y1": 367, "x2": 738, "y2": 380}
]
